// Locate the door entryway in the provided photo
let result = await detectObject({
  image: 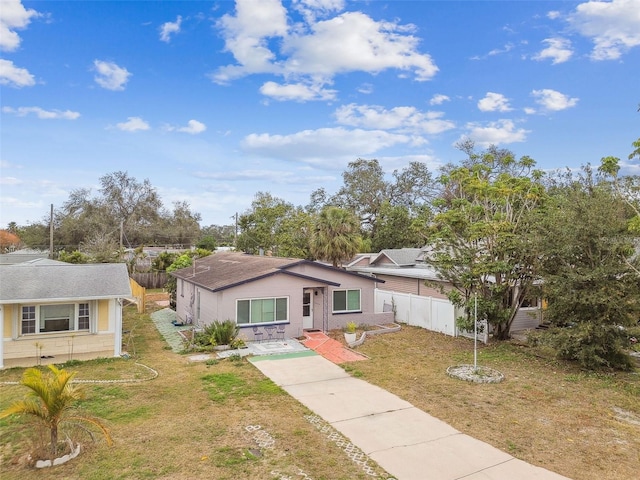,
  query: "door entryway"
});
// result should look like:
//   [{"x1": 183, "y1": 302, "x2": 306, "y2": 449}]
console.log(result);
[{"x1": 302, "y1": 289, "x2": 313, "y2": 329}]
